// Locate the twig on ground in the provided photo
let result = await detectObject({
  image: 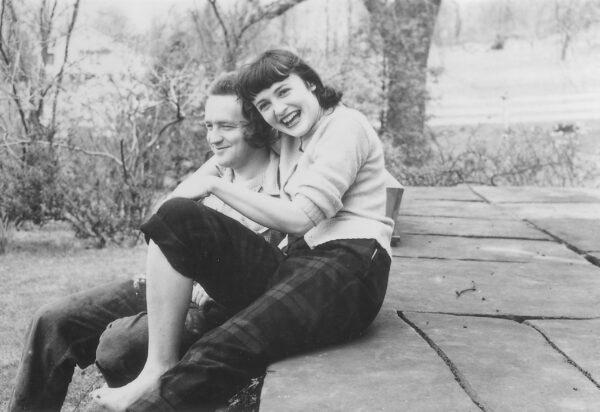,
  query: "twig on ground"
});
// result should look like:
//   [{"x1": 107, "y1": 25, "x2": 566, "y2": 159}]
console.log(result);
[{"x1": 455, "y1": 281, "x2": 476, "y2": 298}]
